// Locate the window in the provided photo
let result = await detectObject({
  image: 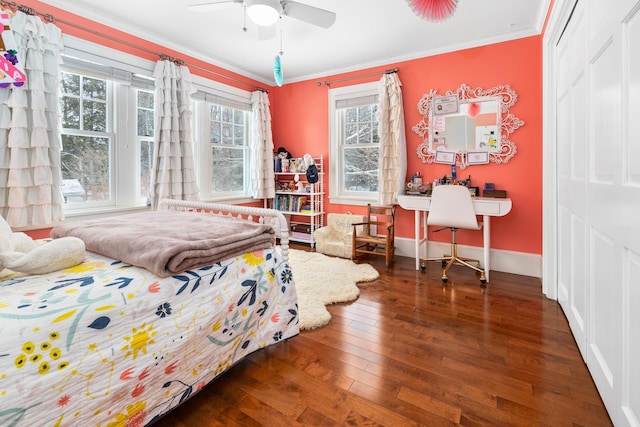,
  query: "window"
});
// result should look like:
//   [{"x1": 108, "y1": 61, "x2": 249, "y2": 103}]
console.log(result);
[
  {"x1": 137, "y1": 90, "x2": 154, "y2": 202},
  {"x1": 328, "y1": 82, "x2": 380, "y2": 205},
  {"x1": 60, "y1": 71, "x2": 113, "y2": 205},
  {"x1": 210, "y1": 104, "x2": 248, "y2": 193},
  {"x1": 193, "y1": 86, "x2": 252, "y2": 202}
]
